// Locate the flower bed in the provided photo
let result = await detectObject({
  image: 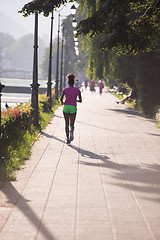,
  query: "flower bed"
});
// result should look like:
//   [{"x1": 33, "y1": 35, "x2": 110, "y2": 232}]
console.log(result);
[
  {"x1": 1, "y1": 102, "x2": 32, "y2": 141},
  {"x1": 0, "y1": 91, "x2": 59, "y2": 180}
]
